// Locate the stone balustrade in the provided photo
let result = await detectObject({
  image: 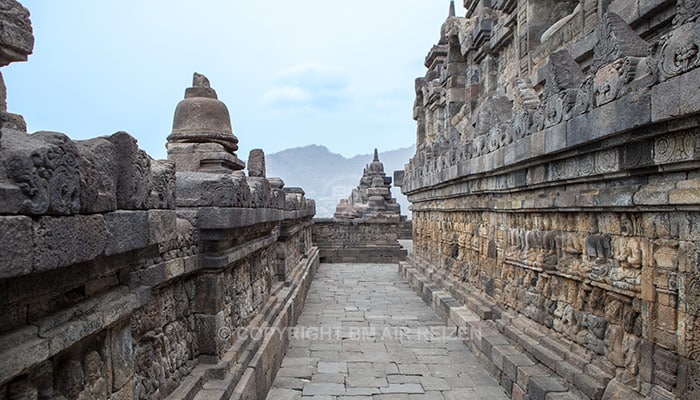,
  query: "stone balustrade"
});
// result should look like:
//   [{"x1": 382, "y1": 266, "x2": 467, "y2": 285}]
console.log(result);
[{"x1": 0, "y1": 3, "x2": 318, "y2": 398}]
